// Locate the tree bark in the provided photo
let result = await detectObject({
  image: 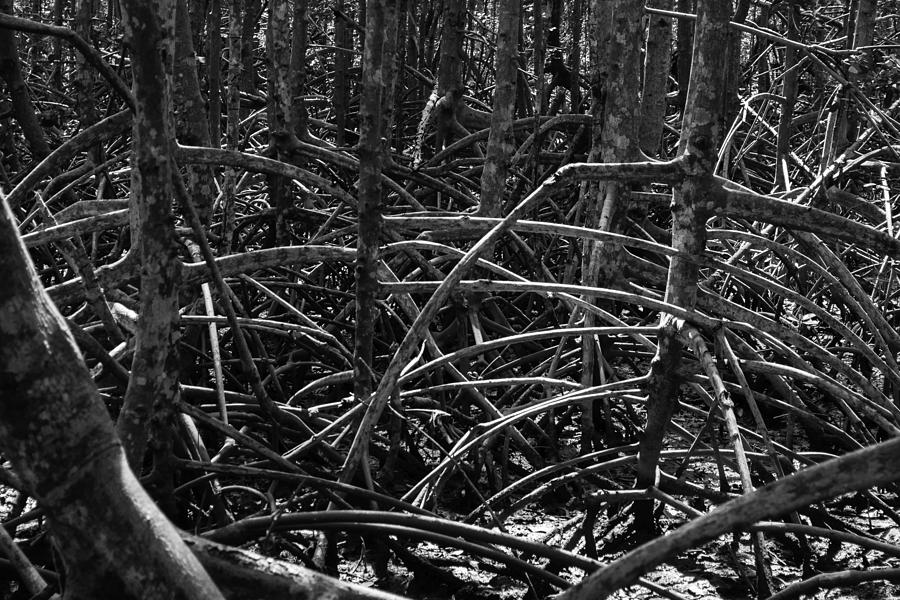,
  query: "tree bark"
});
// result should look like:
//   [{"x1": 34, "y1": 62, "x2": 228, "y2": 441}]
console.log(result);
[
  {"x1": 0, "y1": 194, "x2": 224, "y2": 600},
  {"x1": 266, "y1": 0, "x2": 291, "y2": 245},
  {"x1": 675, "y1": 0, "x2": 692, "y2": 111},
  {"x1": 288, "y1": 0, "x2": 309, "y2": 139},
  {"x1": 333, "y1": 0, "x2": 351, "y2": 146},
  {"x1": 354, "y1": 0, "x2": 398, "y2": 403},
  {"x1": 475, "y1": 0, "x2": 520, "y2": 218},
  {"x1": 633, "y1": 0, "x2": 730, "y2": 533},
  {"x1": 639, "y1": 0, "x2": 673, "y2": 157},
  {"x1": 435, "y1": 0, "x2": 466, "y2": 151},
  {"x1": 116, "y1": 0, "x2": 184, "y2": 477},
  {"x1": 207, "y1": 0, "x2": 222, "y2": 143},
  {"x1": 174, "y1": 0, "x2": 215, "y2": 223},
  {"x1": 222, "y1": 0, "x2": 242, "y2": 251}
]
